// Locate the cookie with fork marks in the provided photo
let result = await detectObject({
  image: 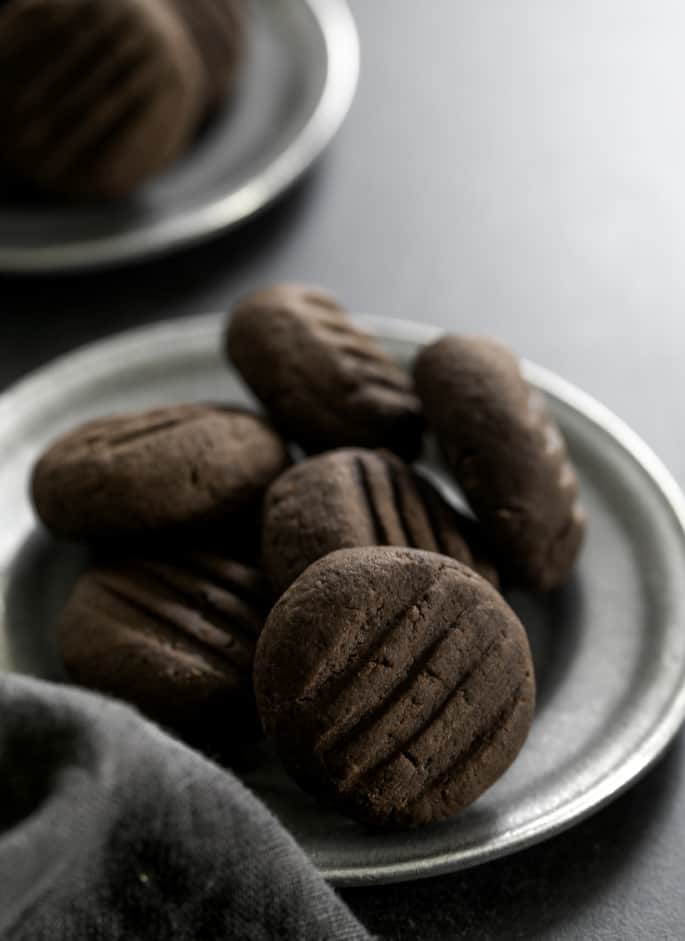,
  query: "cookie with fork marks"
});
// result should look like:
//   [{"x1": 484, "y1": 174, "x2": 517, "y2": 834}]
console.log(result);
[
  {"x1": 0, "y1": 0, "x2": 206, "y2": 196},
  {"x1": 226, "y1": 284, "x2": 424, "y2": 459},
  {"x1": 414, "y1": 335, "x2": 585, "y2": 590},
  {"x1": 254, "y1": 547, "x2": 534, "y2": 827},
  {"x1": 262, "y1": 447, "x2": 498, "y2": 593},
  {"x1": 58, "y1": 552, "x2": 272, "y2": 747},
  {"x1": 31, "y1": 404, "x2": 289, "y2": 540}
]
